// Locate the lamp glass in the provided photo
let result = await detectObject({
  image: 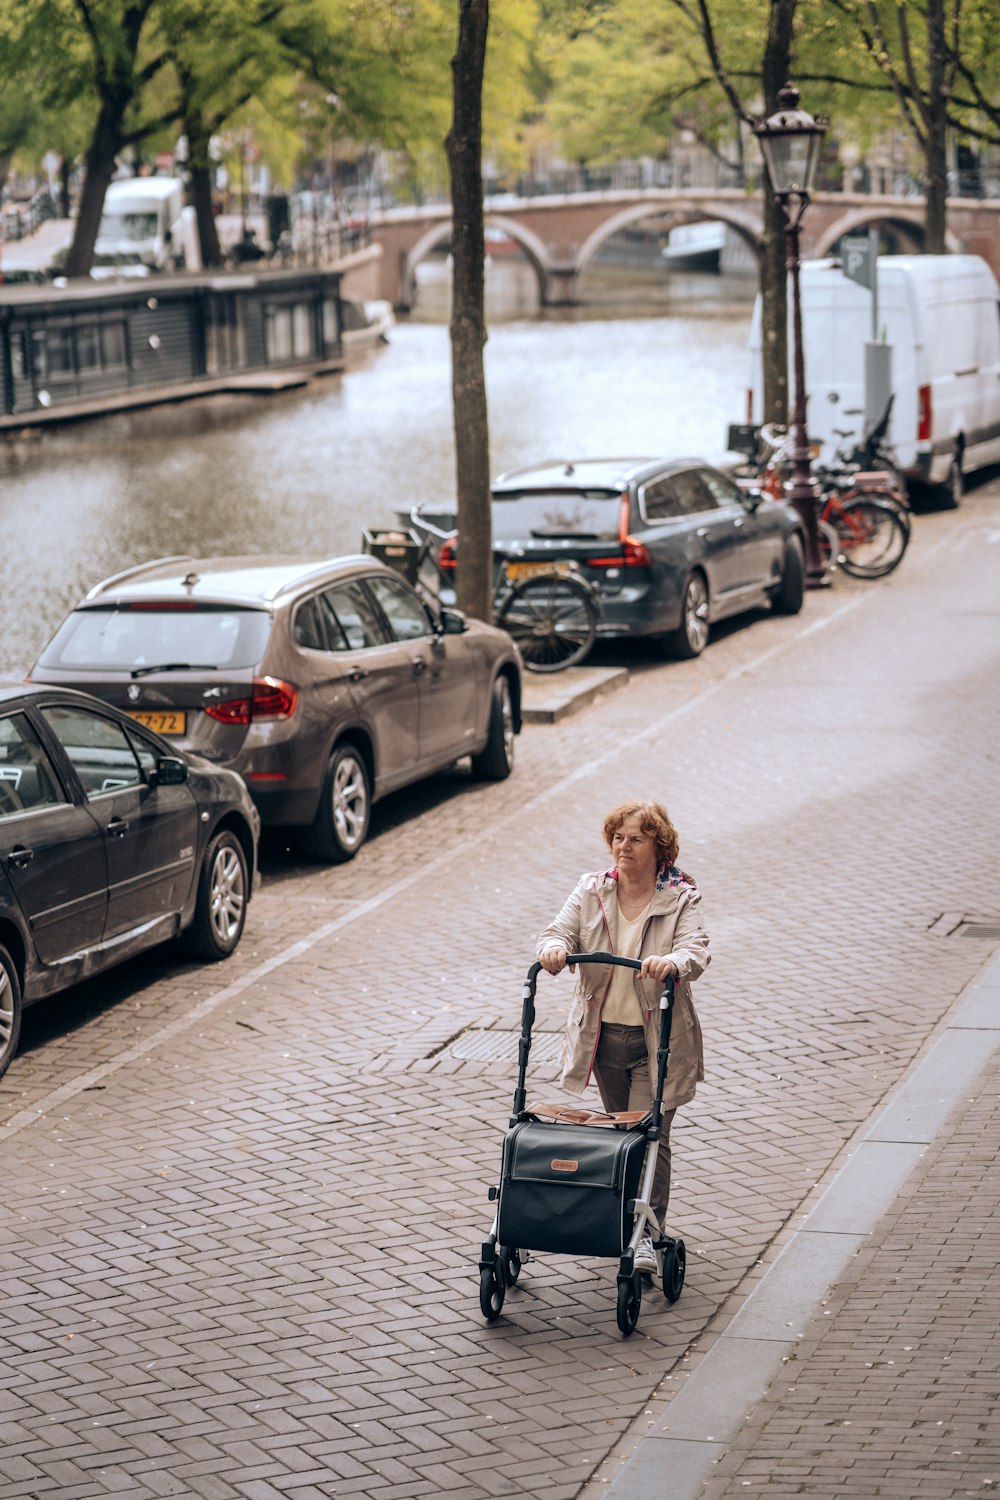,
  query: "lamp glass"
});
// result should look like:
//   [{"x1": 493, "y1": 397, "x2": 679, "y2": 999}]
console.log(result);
[{"x1": 760, "y1": 127, "x2": 823, "y2": 197}]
